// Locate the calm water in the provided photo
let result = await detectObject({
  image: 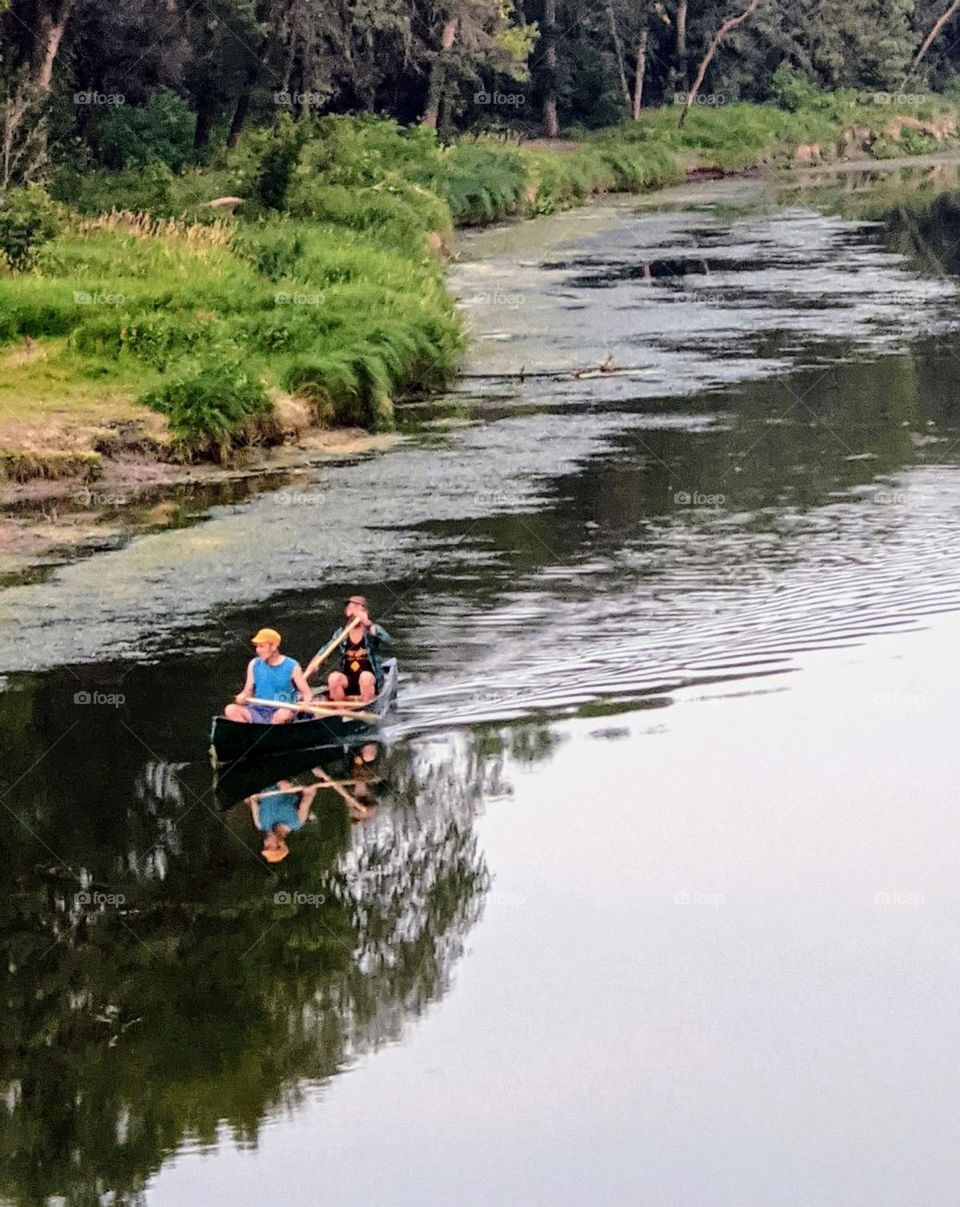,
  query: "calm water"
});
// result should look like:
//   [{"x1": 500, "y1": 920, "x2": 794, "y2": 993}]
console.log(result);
[{"x1": 2, "y1": 165, "x2": 960, "y2": 1205}]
